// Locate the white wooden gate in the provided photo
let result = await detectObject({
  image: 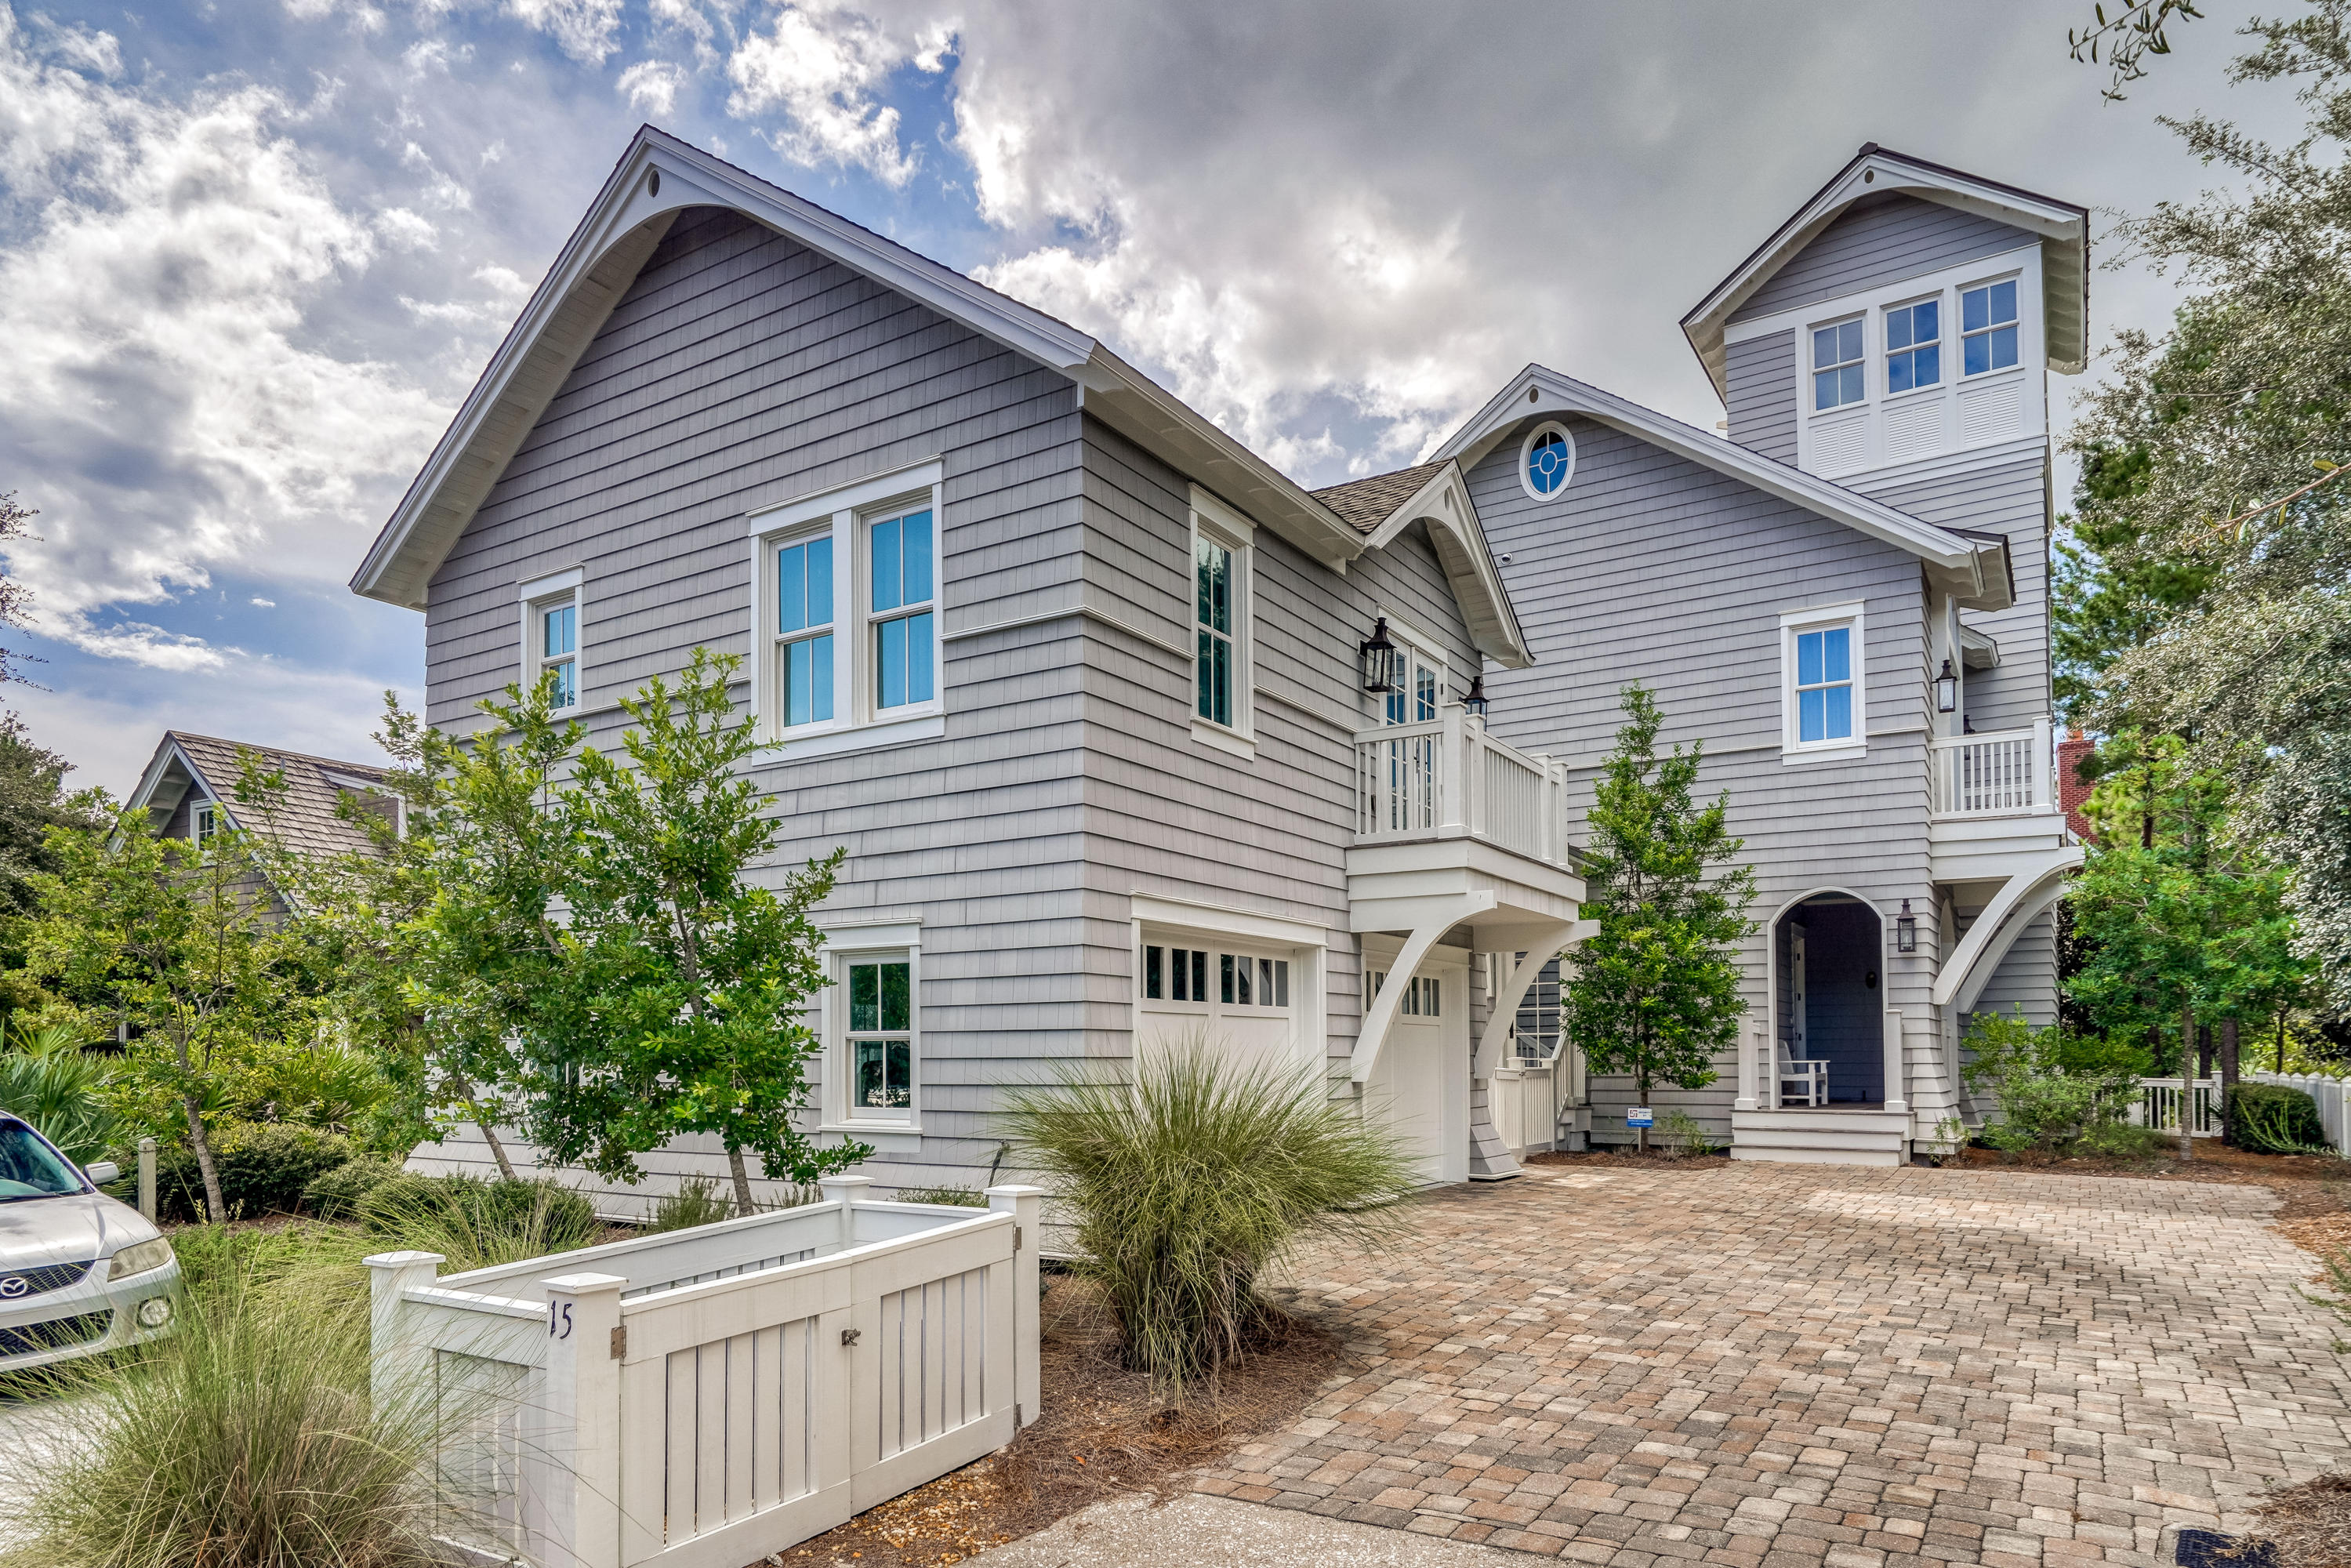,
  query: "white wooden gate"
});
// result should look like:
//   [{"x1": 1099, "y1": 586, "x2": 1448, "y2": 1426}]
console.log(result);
[{"x1": 367, "y1": 1177, "x2": 1043, "y2": 1568}]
